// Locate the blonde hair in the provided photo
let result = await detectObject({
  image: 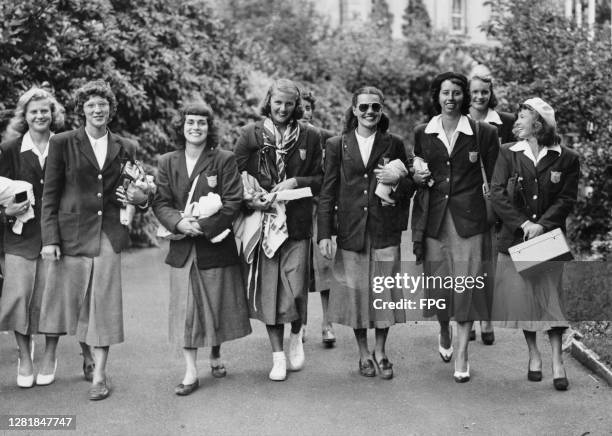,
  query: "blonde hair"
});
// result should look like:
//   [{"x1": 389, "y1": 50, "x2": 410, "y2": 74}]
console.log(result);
[{"x1": 3, "y1": 87, "x2": 65, "y2": 142}]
